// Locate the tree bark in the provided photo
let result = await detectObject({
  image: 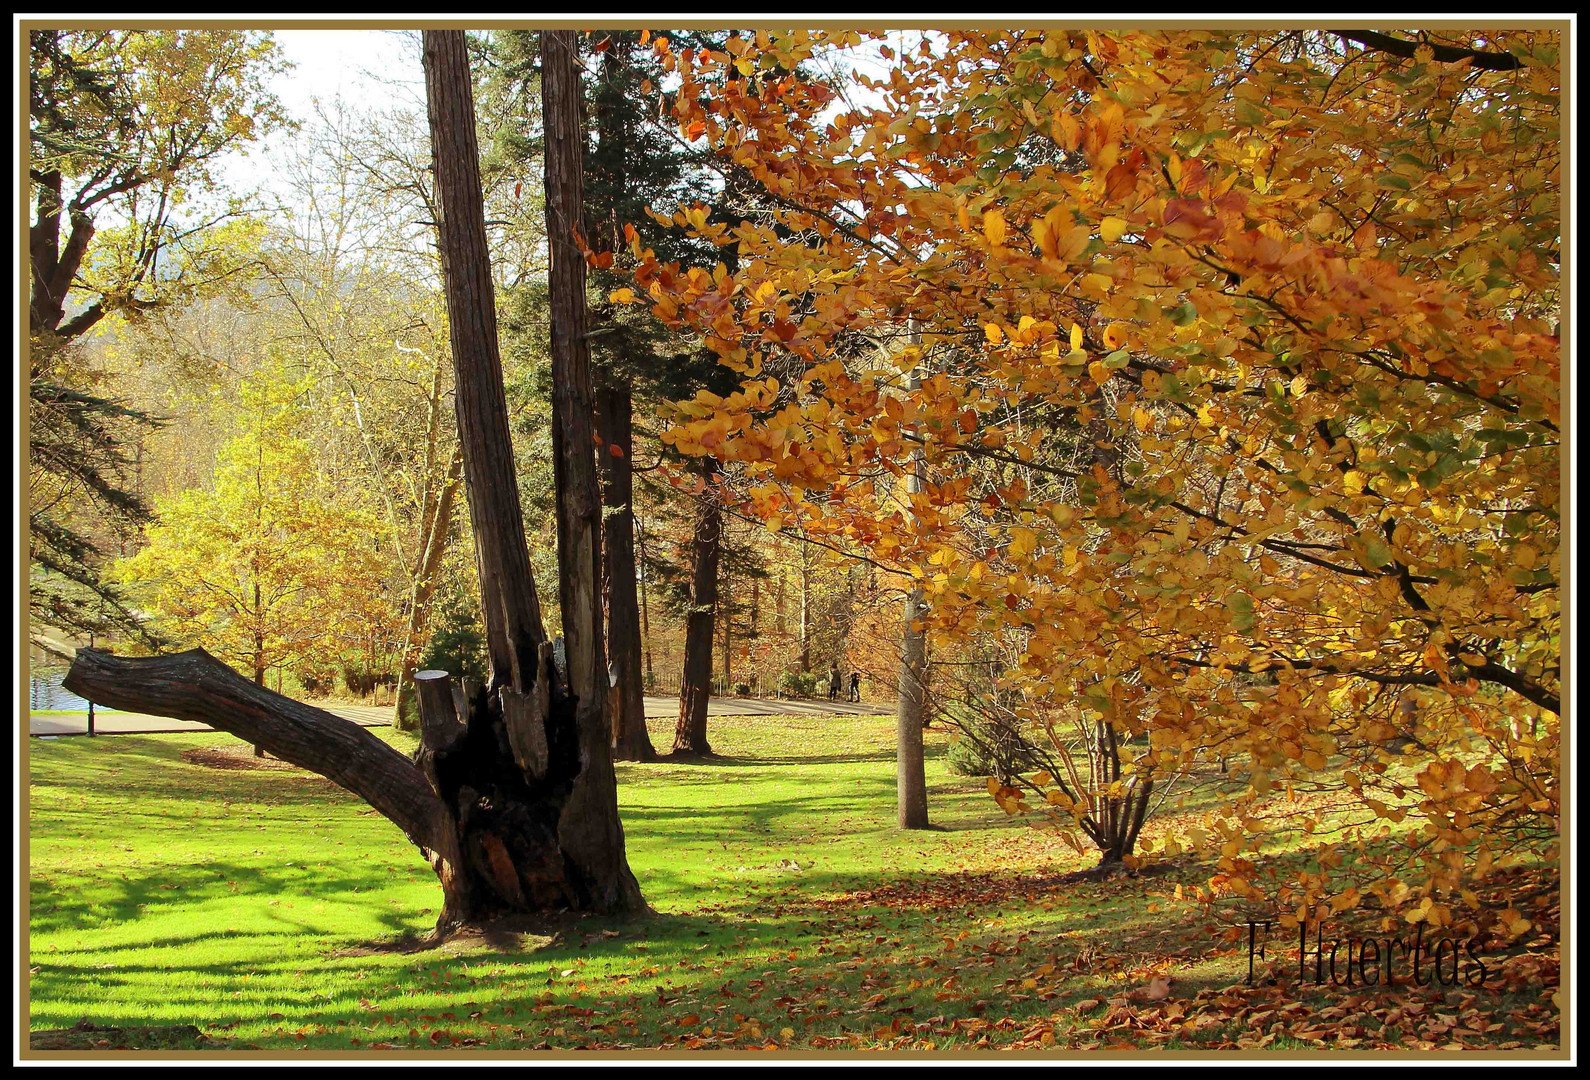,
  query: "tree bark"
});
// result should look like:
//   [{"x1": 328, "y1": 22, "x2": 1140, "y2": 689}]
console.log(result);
[
  {"x1": 426, "y1": 30, "x2": 544, "y2": 695},
  {"x1": 798, "y1": 544, "x2": 812, "y2": 672},
  {"x1": 541, "y1": 28, "x2": 645, "y2": 910},
  {"x1": 636, "y1": 508, "x2": 655, "y2": 689},
  {"x1": 674, "y1": 458, "x2": 721, "y2": 756},
  {"x1": 895, "y1": 586, "x2": 929, "y2": 828},
  {"x1": 598, "y1": 371, "x2": 654, "y2": 761}
]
